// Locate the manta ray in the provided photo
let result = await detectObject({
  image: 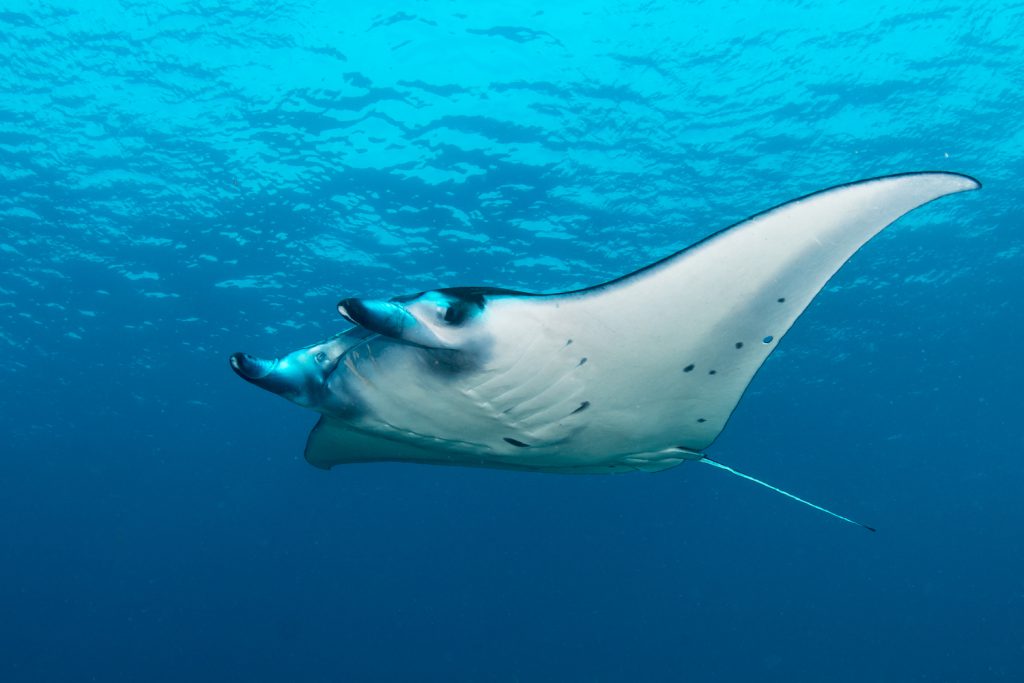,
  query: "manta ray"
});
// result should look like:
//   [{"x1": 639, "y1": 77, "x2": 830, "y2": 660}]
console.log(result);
[{"x1": 231, "y1": 172, "x2": 979, "y2": 529}]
